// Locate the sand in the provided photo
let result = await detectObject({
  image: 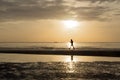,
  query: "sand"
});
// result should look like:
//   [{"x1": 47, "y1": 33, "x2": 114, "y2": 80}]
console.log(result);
[
  {"x1": 0, "y1": 48, "x2": 120, "y2": 57},
  {"x1": 0, "y1": 62, "x2": 120, "y2": 80}
]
